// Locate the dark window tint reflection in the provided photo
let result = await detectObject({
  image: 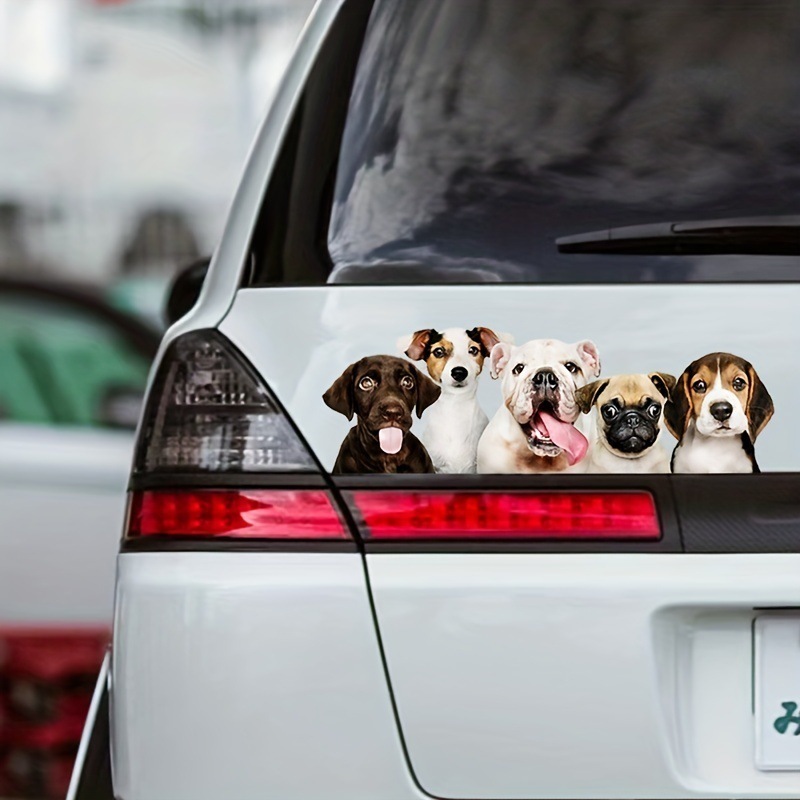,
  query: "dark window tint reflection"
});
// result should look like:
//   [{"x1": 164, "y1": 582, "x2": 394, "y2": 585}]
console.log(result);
[{"x1": 328, "y1": 0, "x2": 800, "y2": 283}]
